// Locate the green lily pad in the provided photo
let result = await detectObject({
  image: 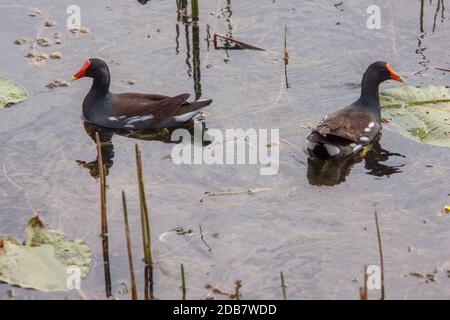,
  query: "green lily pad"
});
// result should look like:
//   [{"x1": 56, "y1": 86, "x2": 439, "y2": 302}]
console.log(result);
[
  {"x1": 380, "y1": 85, "x2": 450, "y2": 147},
  {"x1": 0, "y1": 216, "x2": 92, "y2": 292}
]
